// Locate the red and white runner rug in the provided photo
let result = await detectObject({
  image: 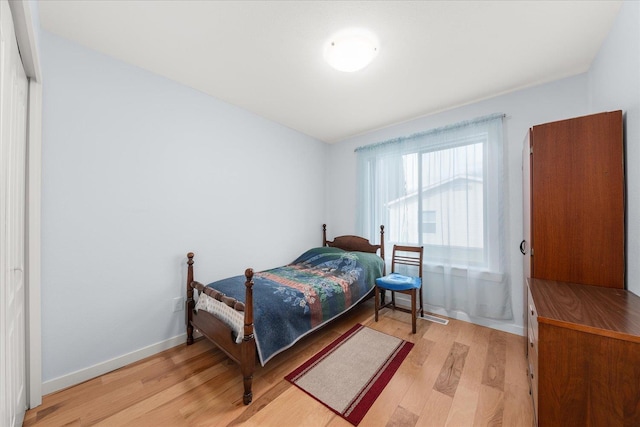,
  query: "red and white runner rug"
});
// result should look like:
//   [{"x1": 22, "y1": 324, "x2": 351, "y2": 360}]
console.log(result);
[{"x1": 285, "y1": 323, "x2": 413, "y2": 425}]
